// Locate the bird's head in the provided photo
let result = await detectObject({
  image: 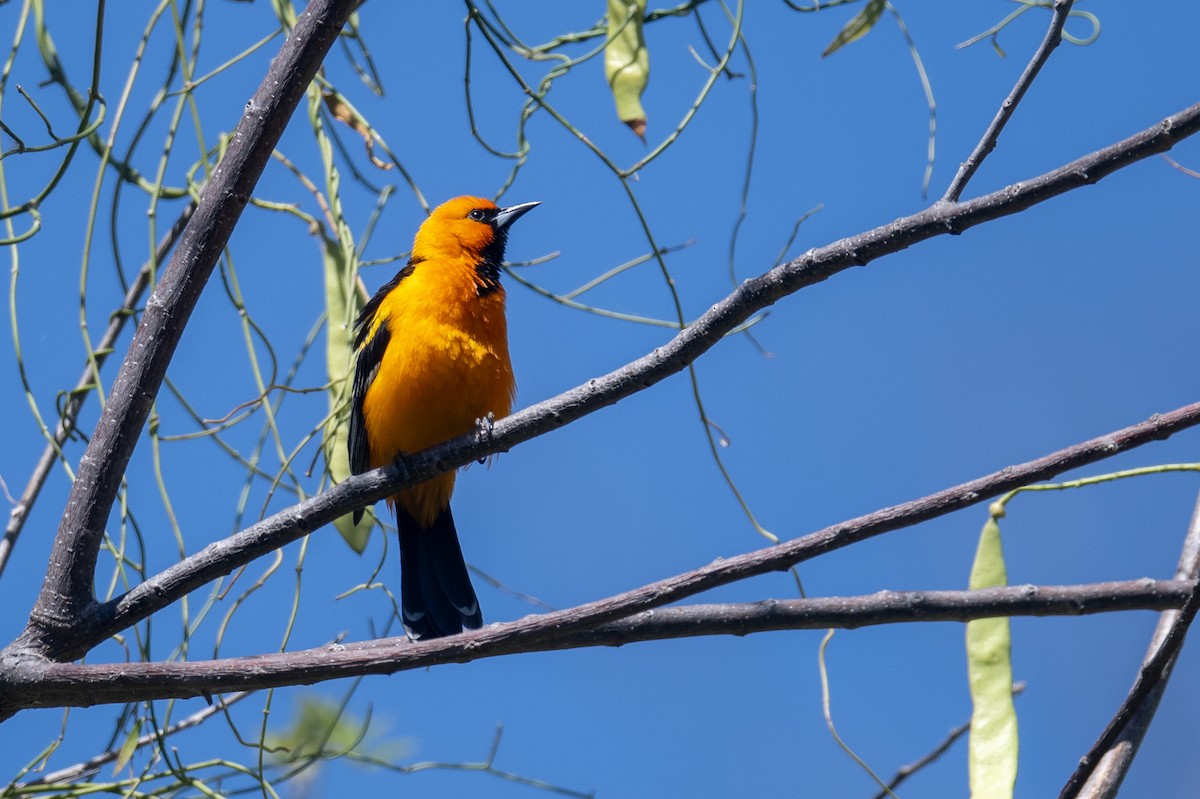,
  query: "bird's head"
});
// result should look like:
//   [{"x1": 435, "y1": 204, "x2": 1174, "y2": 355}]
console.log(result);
[{"x1": 413, "y1": 195, "x2": 540, "y2": 265}]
